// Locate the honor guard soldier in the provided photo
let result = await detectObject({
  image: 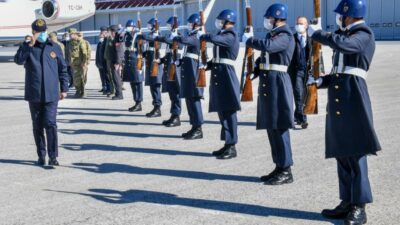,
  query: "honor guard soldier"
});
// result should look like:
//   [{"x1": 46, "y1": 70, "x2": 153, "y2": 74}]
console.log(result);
[
  {"x1": 14, "y1": 19, "x2": 69, "y2": 166},
  {"x1": 201, "y1": 9, "x2": 240, "y2": 159},
  {"x1": 307, "y1": 0, "x2": 381, "y2": 224},
  {"x1": 142, "y1": 18, "x2": 164, "y2": 117},
  {"x1": 122, "y1": 20, "x2": 144, "y2": 112},
  {"x1": 156, "y1": 17, "x2": 182, "y2": 127},
  {"x1": 242, "y1": 3, "x2": 296, "y2": 185},
  {"x1": 96, "y1": 26, "x2": 111, "y2": 95},
  {"x1": 174, "y1": 13, "x2": 204, "y2": 140},
  {"x1": 288, "y1": 16, "x2": 312, "y2": 129},
  {"x1": 68, "y1": 28, "x2": 89, "y2": 98}
]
